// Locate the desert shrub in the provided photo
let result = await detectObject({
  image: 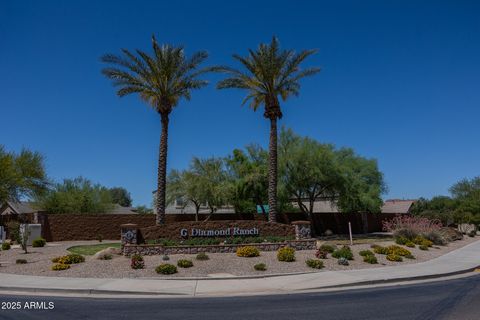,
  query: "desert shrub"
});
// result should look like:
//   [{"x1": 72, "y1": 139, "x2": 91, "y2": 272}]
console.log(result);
[
  {"x1": 468, "y1": 230, "x2": 476, "y2": 237},
  {"x1": 337, "y1": 257, "x2": 349, "y2": 266},
  {"x1": 254, "y1": 263, "x2": 267, "y2": 271},
  {"x1": 32, "y1": 238, "x2": 46, "y2": 248},
  {"x1": 97, "y1": 234, "x2": 103, "y2": 242},
  {"x1": 155, "y1": 263, "x2": 177, "y2": 275},
  {"x1": 393, "y1": 228, "x2": 418, "y2": 241},
  {"x1": 52, "y1": 254, "x2": 85, "y2": 265},
  {"x1": 236, "y1": 246, "x2": 260, "y2": 257},
  {"x1": 277, "y1": 247, "x2": 296, "y2": 262},
  {"x1": 386, "y1": 245, "x2": 411, "y2": 257},
  {"x1": 306, "y1": 259, "x2": 324, "y2": 269},
  {"x1": 162, "y1": 255, "x2": 170, "y2": 261},
  {"x1": 395, "y1": 236, "x2": 409, "y2": 245},
  {"x1": 332, "y1": 246, "x2": 353, "y2": 260},
  {"x1": 131, "y1": 254, "x2": 144, "y2": 269},
  {"x1": 315, "y1": 248, "x2": 329, "y2": 259},
  {"x1": 370, "y1": 244, "x2": 381, "y2": 249},
  {"x1": 383, "y1": 215, "x2": 442, "y2": 239},
  {"x1": 7, "y1": 221, "x2": 20, "y2": 243},
  {"x1": 16, "y1": 259, "x2": 27, "y2": 264},
  {"x1": 100, "y1": 254, "x2": 112, "y2": 260},
  {"x1": 52, "y1": 263, "x2": 70, "y2": 271},
  {"x1": 196, "y1": 252, "x2": 209, "y2": 261},
  {"x1": 424, "y1": 231, "x2": 447, "y2": 245},
  {"x1": 359, "y1": 250, "x2": 374, "y2": 257},
  {"x1": 419, "y1": 245, "x2": 429, "y2": 251},
  {"x1": 363, "y1": 255, "x2": 378, "y2": 264},
  {"x1": 319, "y1": 244, "x2": 337, "y2": 253},
  {"x1": 386, "y1": 254, "x2": 403, "y2": 262},
  {"x1": 438, "y1": 227, "x2": 463, "y2": 242},
  {"x1": 405, "y1": 241, "x2": 415, "y2": 248},
  {"x1": 373, "y1": 246, "x2": 388, "y2": 254},
  {"x1": 177, "y1": 259, "x2": 193, "y2": 268},
  {"x1": 2, "y1": 242, "x2": 11, "y2": 250},
  {"x1": 405, "y1": 253, "x2": 415, "y2": 259},
  {"x1": 421, "y1": 239, "x2": 433, "y2": 247}
]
